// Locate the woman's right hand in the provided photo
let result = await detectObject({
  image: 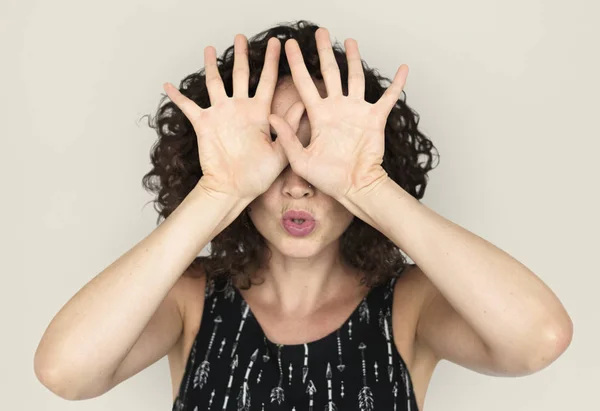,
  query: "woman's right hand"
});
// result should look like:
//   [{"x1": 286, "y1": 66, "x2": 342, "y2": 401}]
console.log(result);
[{"x1": 163, "y1": 34, "x2": 304, "y2": 201}]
